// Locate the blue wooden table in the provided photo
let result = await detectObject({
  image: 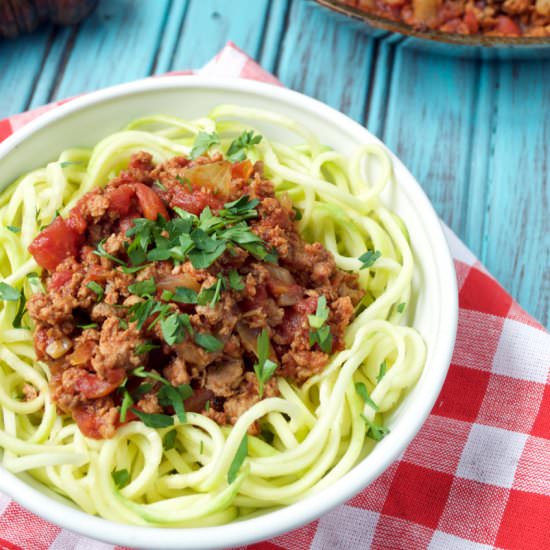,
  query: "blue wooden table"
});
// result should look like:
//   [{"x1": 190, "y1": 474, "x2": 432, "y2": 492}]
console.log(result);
[{"x1": 0, "y1": 0, "x2": 548, "y2": 327}]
